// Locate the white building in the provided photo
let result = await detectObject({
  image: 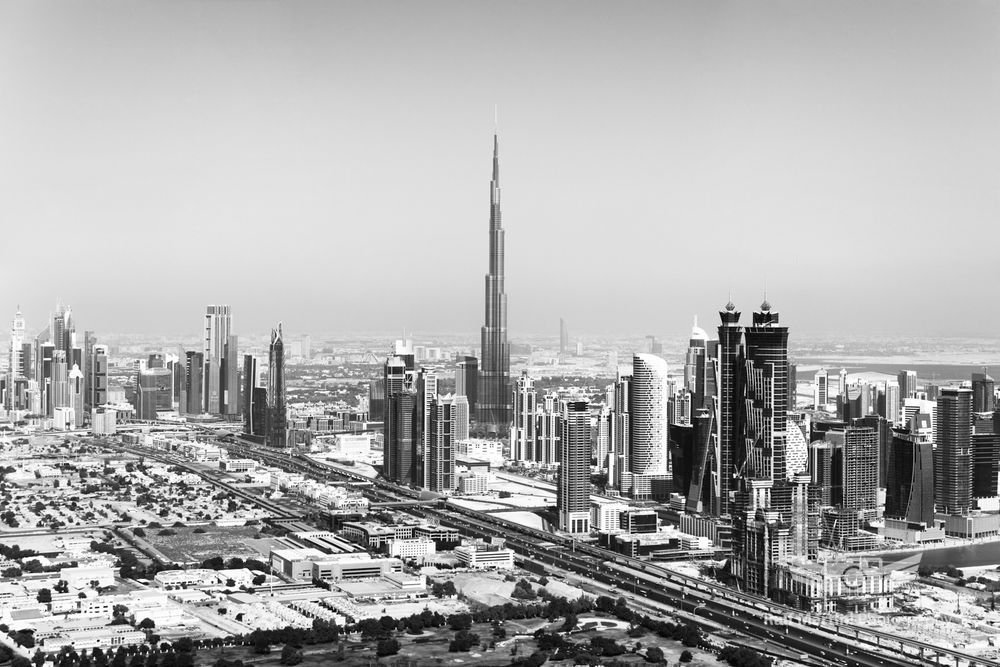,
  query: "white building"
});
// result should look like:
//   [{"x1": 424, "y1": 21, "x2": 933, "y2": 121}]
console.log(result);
[
  {"x1": 457, "y1": 472, "x2": 490, "y2": 495},
  {"x1": 626, "y1": 354, "x2": 671, "y2": 499},
  {"x1": 221, "y1": 458, "x2": 256, "y2": 473},
  {"x1": 592, "y1": 501, "x2": 629, "y2": 532},
  {"x1": 458, "y1": 438, "x2": 505, "y2": 468},
  {"x1": 387, "y1": 538, "x2": 436, "y2": 564},
  {"x1": 334, "y1": 434, "x2": 371, "y2": 460},
  {"x1": 453, "y1": 541, "x2": 515, "y2": 570}
]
